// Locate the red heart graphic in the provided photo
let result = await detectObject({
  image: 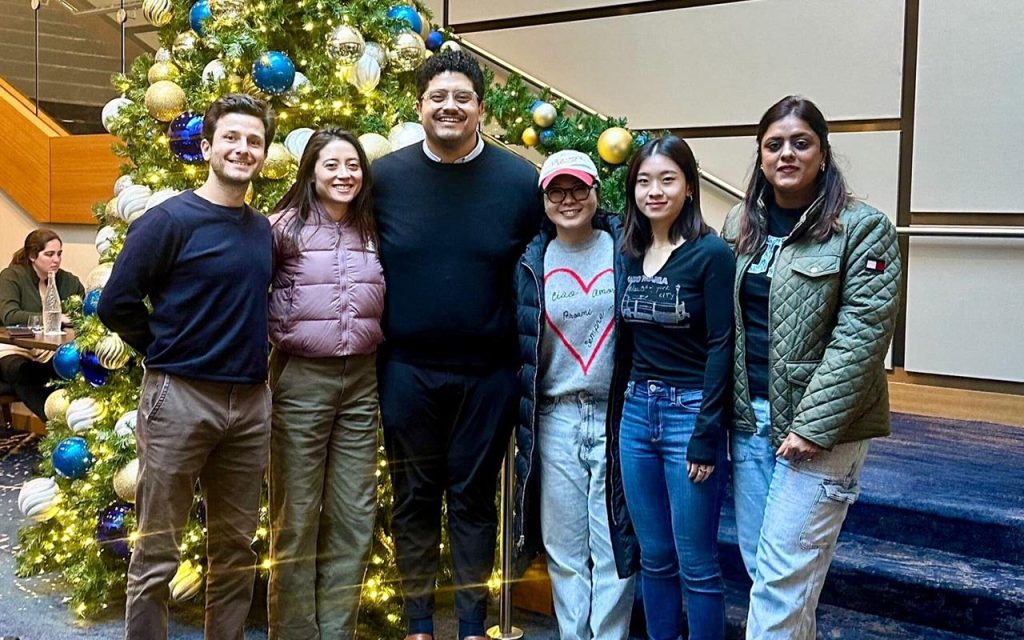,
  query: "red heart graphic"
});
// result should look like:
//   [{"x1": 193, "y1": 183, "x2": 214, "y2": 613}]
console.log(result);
[{"x1": 543, "y1": 267, "x2": 616, "y2": 375}]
